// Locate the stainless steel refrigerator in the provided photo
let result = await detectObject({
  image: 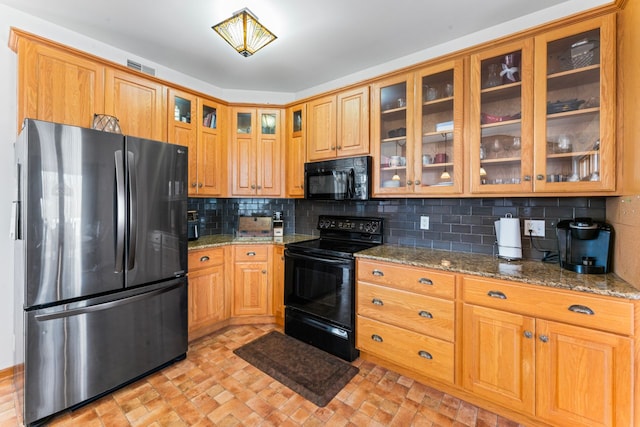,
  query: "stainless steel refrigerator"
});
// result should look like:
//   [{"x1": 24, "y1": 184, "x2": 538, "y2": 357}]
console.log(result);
[{"x1": 12, "y1": 119, "x2": 189, "y2": 426}]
